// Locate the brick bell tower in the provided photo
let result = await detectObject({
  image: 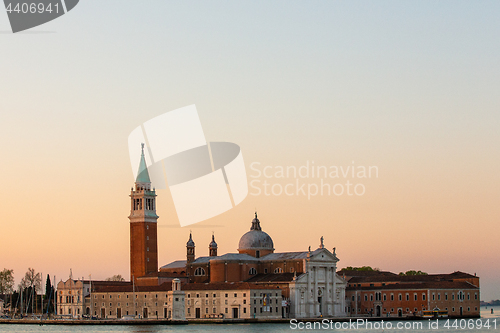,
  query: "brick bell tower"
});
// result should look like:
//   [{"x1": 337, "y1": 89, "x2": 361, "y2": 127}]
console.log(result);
[{"x1": 129, "y1": 144, "x2": 159, "y2": 282}]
